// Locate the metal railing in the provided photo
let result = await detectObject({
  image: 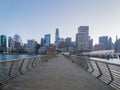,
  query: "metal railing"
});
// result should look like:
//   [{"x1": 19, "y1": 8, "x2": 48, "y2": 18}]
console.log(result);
[
  {"x1": 64, "y1": 55, "x2": 120, "y2": 90},
  {"x1": 0, "y1": 55, "x2": 56, "y2": 86}
]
